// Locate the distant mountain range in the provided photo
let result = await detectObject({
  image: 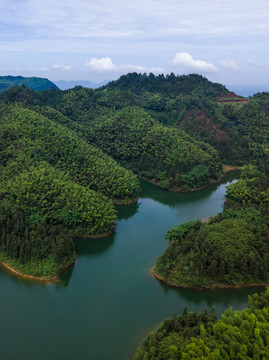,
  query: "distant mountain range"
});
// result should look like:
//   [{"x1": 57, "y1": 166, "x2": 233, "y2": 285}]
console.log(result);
[
  {"x1": 54, "y1": 80, "x2": 109, "y2": 90},
  {"x1": 1, "y1": 75, "x2": 267, "y2": 97},
  {"x1": 0, "y1": 76, "x2": 58, "y2": 93}
]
